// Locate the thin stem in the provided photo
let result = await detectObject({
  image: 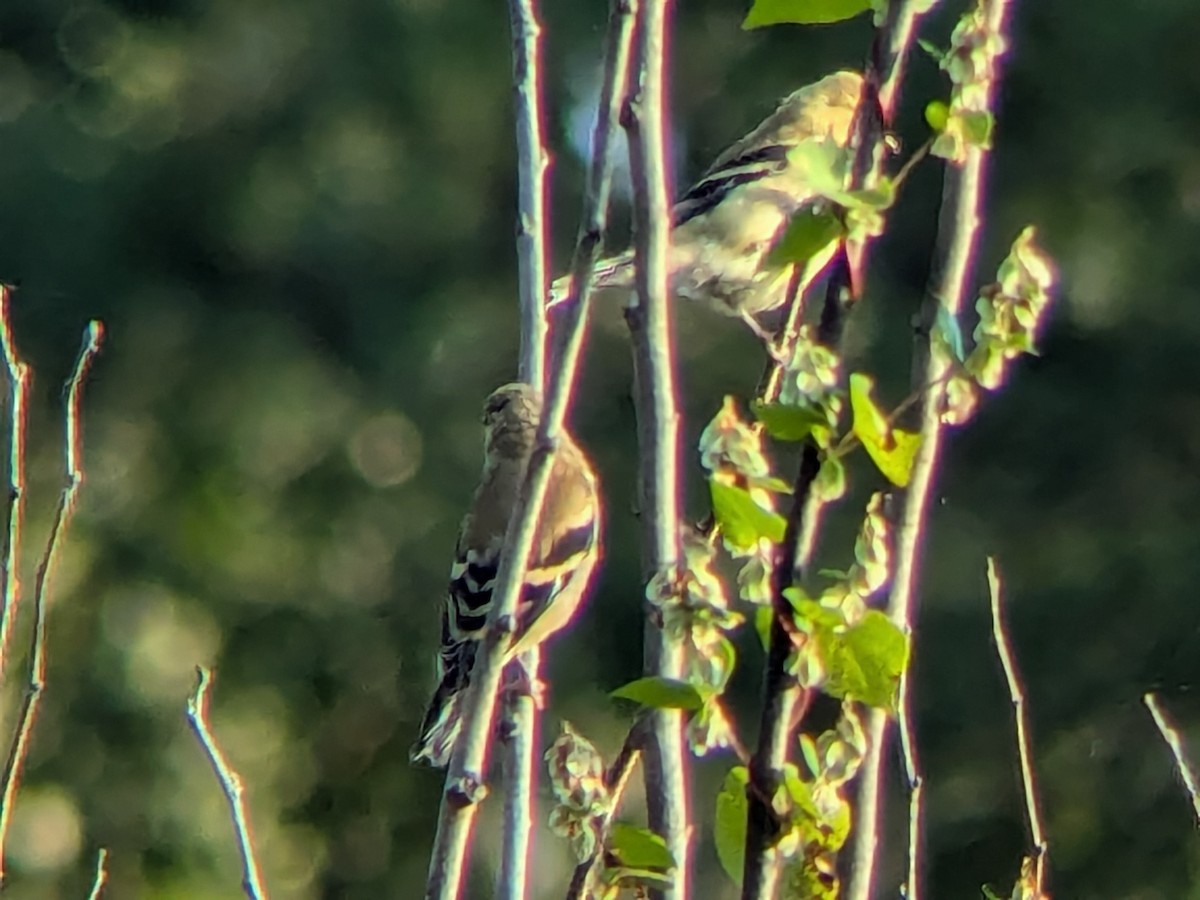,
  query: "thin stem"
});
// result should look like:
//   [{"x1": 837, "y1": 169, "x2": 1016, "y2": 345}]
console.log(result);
[
  {"x1": 510, "y1": 0, "x2": 549, "y2": 392},
  {"x1": 1144, "y1": 693, "x2": 1200, "y2": 826},
  {"x1": 502, "y1": 0, "x2": 551, "y2": 892},
  {"x1": 86, "y1": 847, "x2": 110, "y2": 900},
  {"x1": 987, "y1": 558, "x2": 1048, "y2": 895},
  {"x1": 186, "y1": 667, "x2": 269, "y2": 900},
  {"x1": 566, "y1": 718, "x2": 647, "y2": 900},
  {"x1": 622, "y1": 0, "x2": 689, "y2": 896},
  {"x1": 0, "y1": 321, "x2": 102, "y2": 885},
  {"x1": 496, "y1": 650, "x2": 540, "y2": 900},
  {"x1": 423, "y1": 3, "x2": 636, "y2": 897},
  {"x1": 0, "y1": 286, "x2": 30, "y2": 687},
  {"x1": 849, "y1": 0, "x2": 1015, "y2": 895}
]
